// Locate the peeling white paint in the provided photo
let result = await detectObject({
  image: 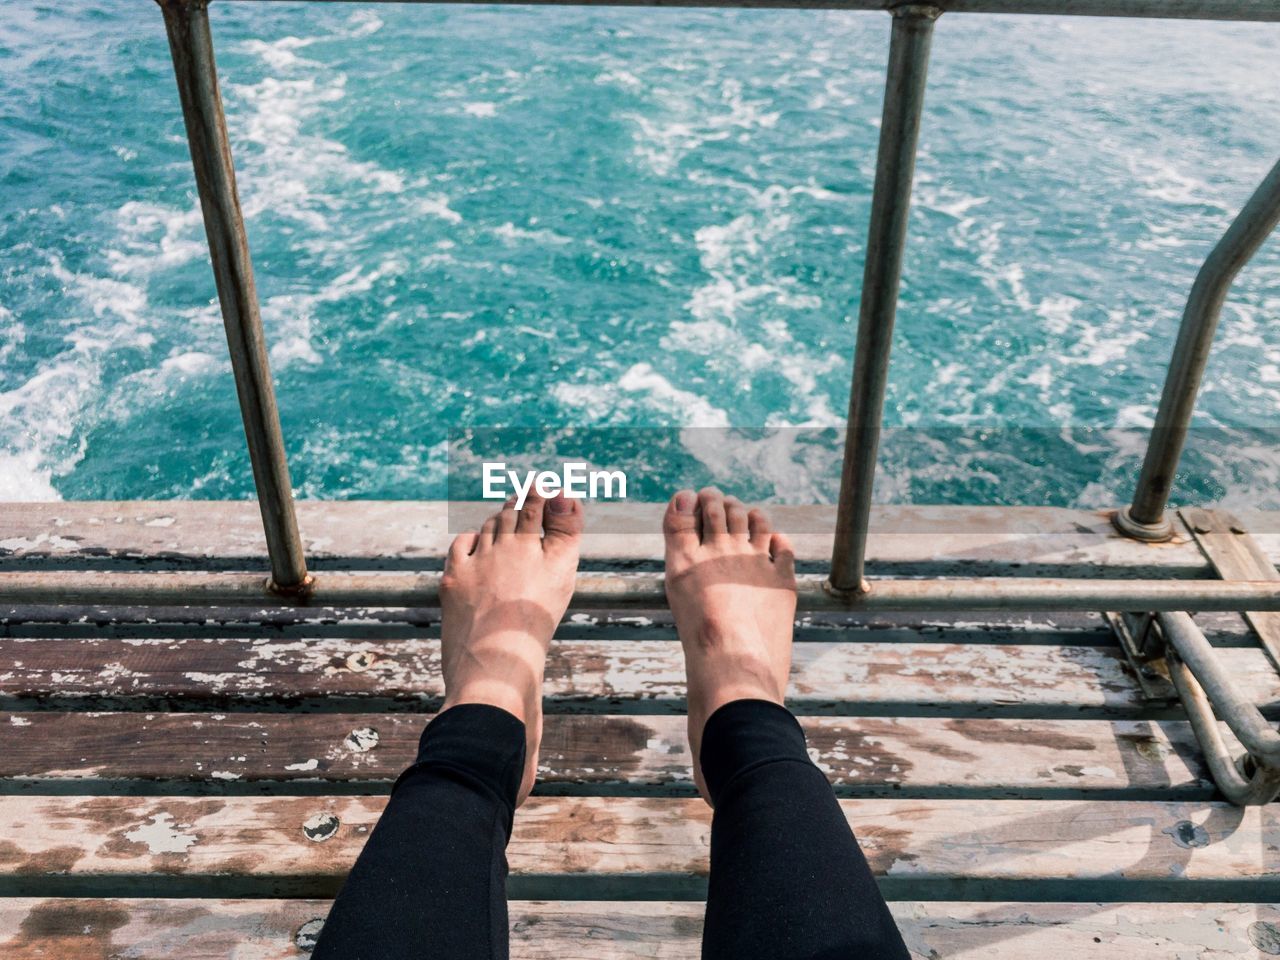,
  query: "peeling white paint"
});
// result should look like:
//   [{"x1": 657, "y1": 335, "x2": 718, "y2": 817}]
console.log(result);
[
  {"x1": 124, "y1": 812, "x2": 197, "y2": 855},
  {"x1": 286, "y1": 759, "x2": 320, "y2": 772},
  {"x1": 0, "y1": 532, "x2": 82, "y2": 552},
  {"x1": 344, "y1": 728, "x2": 379, "y2": 753}
]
